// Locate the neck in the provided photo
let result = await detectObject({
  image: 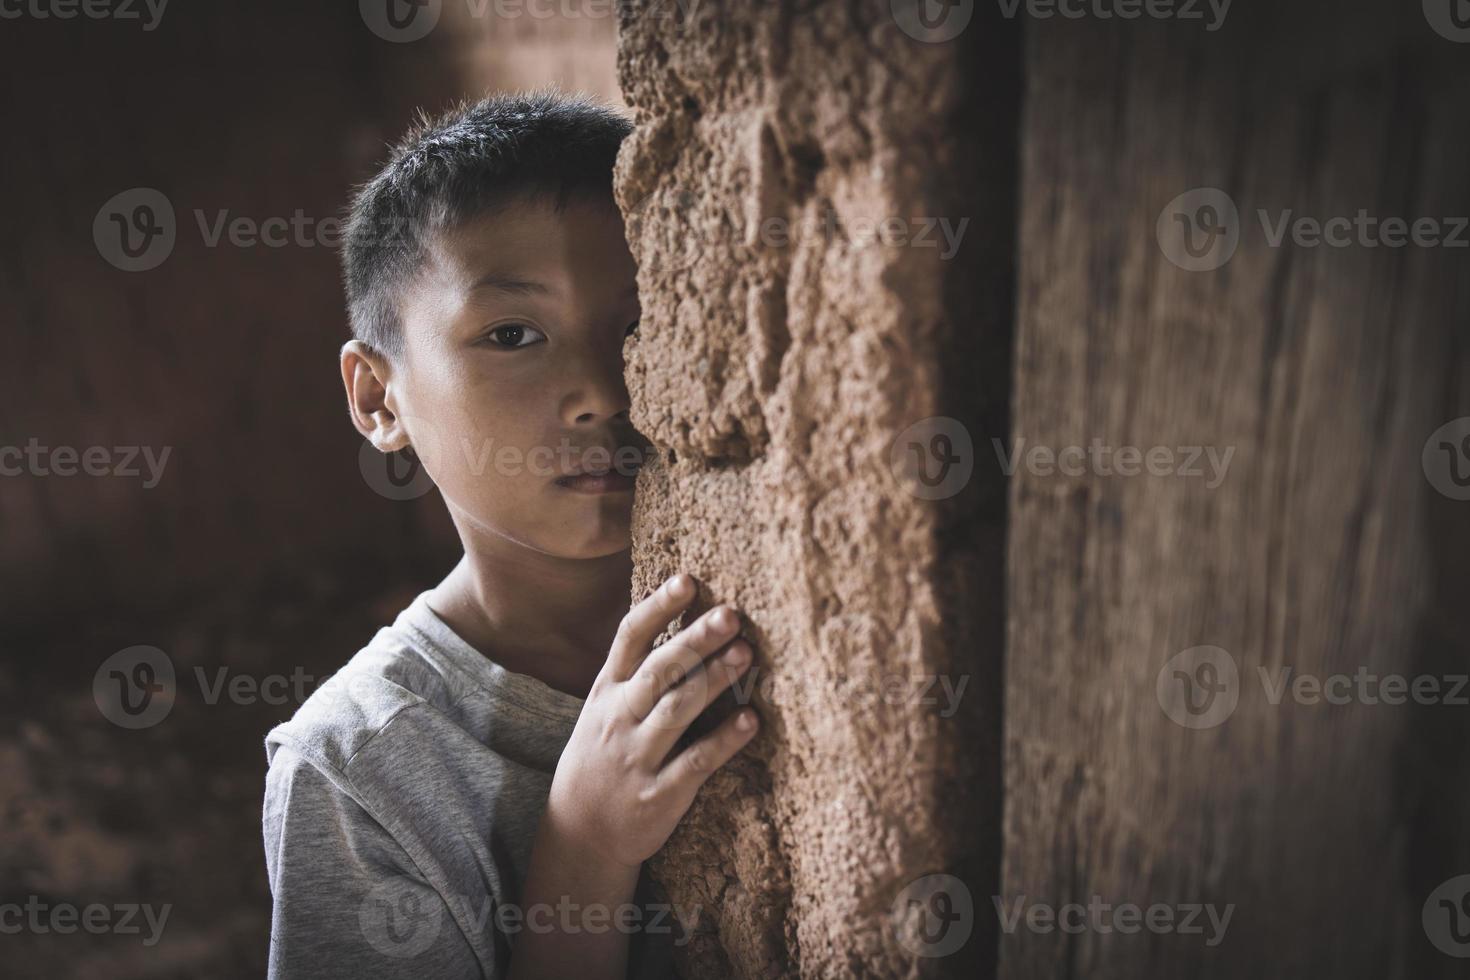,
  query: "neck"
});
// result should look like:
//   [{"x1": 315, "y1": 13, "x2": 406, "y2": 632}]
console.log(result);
[{"x1": 427, "y1": 525, "x2": 633, "y2": 697}]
